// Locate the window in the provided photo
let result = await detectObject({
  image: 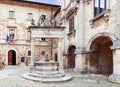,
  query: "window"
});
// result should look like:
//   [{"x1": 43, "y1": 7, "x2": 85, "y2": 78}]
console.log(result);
[
  {"x1": 41, "y1": 38, "x2": 46, "y2": 41},
  {"x1": 9, "y1": 30, "x2": 15, "y2": 40},
  {"x1": 94, "y1": 0, "x2": 106, "y2": 17},
  {"x1": 9, "y1": 11, "x2": 15, "y2": 19},
  {"x1": 69, "y1": 17, "x2": 74, "y2": 32},
  {"x1": 41, "y1": 15, "x2": 46, "y2": 21},
  {"x1": 27, "y1": 13, "x2": 33, "y2": 20},
  {"x1": 28, "y1": 51, "x2": 31, "y2": 56},
  {"x1": 27, "y1": 31, "x2": 31, "y2": 40}
]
